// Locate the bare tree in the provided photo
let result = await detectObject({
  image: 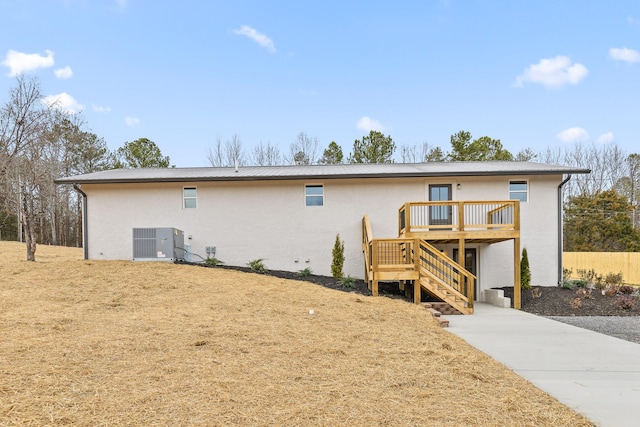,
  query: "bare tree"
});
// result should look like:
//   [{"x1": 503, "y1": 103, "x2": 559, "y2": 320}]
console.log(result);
[
  {"x1": 287, "y1": 132, "x2": 319, "y2": 165},
  {"x1": 206, "y1": 134, "x2": 246, "y2": 167},
  {"x1": 251, "y1": 141, "x2": 283, "y2": 166},
  {"x1": 0, "y1": 76, "x2": 55, "y2": 260},
  {"x1": 206, "y1": 137, "x2": 225, "y2": 167},
  {"x1": 541, "y1": 142, "x2": 628, "y2": 199}
]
